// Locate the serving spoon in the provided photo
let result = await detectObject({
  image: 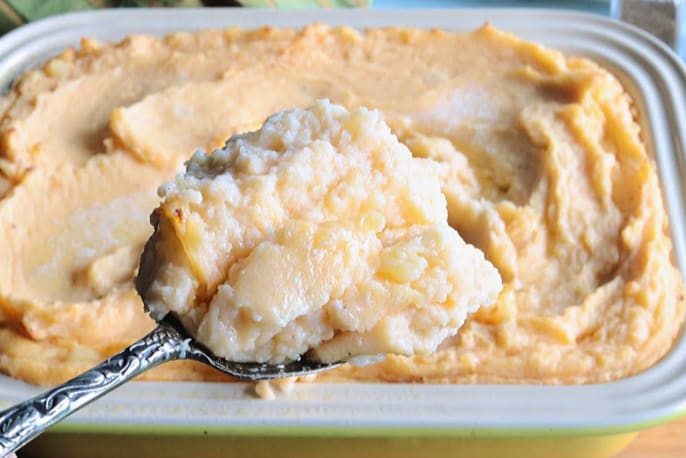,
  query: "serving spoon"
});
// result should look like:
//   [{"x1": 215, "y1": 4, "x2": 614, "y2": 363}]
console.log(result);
[{"x1": 0, "y1": 313, "x2": 341, "y2": 456}]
